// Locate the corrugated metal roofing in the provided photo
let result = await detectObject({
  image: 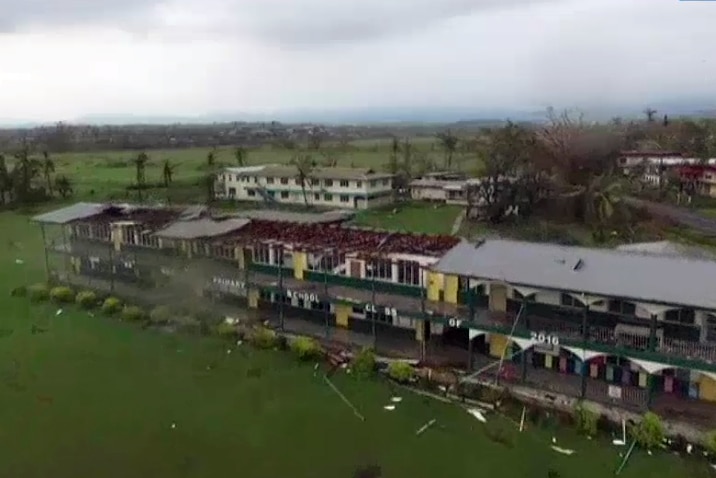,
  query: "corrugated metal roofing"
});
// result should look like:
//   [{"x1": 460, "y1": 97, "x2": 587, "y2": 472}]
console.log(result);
[
  {"x1": 432, "y1": 239, "x2": 716, "y2": 310},
  {"x1": 31, "y1": 202, "x2": 106, "y2": 224},
  {"x1": 154, "y1": 218, "x2": 250, "y2": 239}
]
